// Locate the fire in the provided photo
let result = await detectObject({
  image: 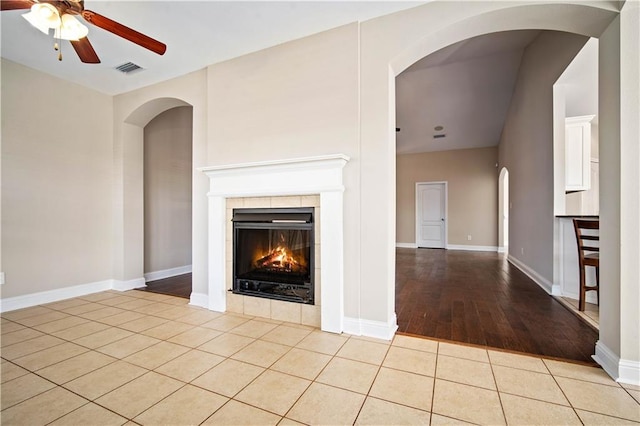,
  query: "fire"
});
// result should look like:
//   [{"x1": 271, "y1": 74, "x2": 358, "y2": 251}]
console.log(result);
[{"x1": 255, "y1": 245, "x2": 307, "y2": 274}]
